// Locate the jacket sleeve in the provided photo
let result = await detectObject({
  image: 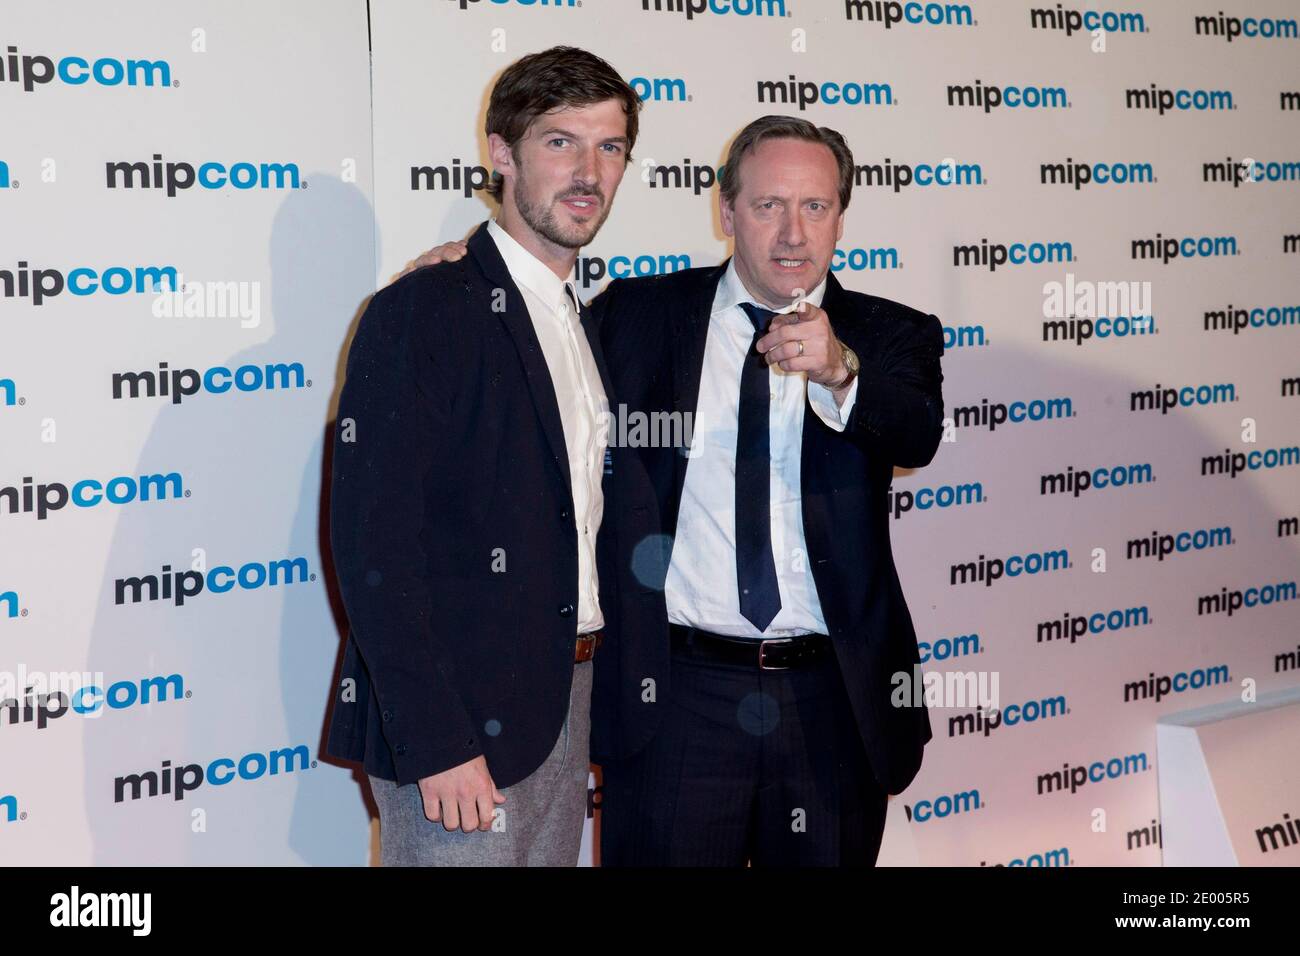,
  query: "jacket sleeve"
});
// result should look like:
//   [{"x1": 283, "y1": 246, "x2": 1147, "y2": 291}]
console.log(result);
[
  {"x1": 842, "y1": 312, "x2": 946, "y2": 469},
  {"x1": 329, "y1": 281, "x2": 482, "y2": 786}
]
